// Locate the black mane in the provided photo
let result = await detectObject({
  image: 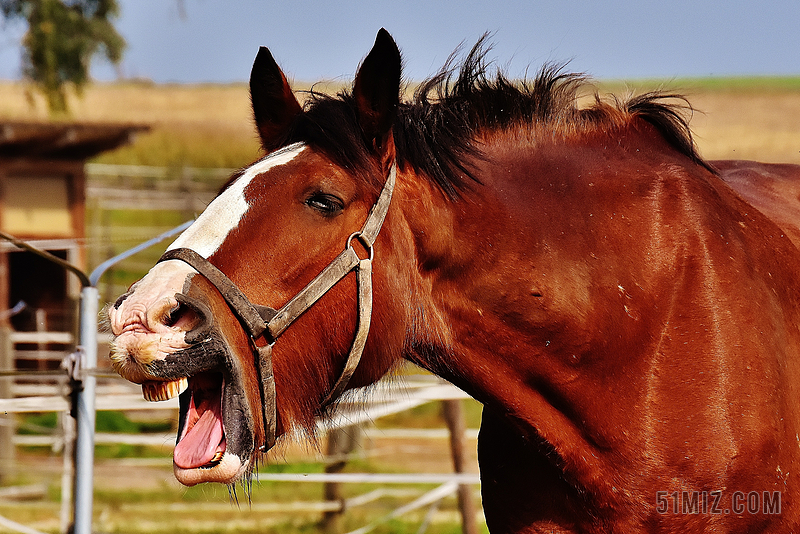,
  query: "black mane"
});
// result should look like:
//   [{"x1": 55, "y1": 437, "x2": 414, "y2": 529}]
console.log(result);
[{"x1": 280, "y1": 37, "x2": 710, "y2": 199}]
